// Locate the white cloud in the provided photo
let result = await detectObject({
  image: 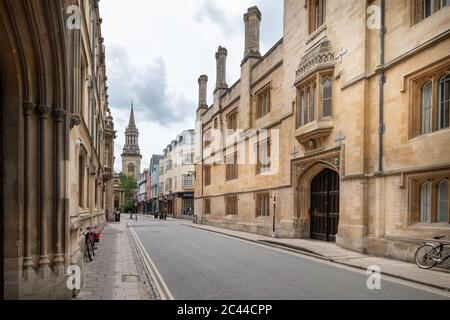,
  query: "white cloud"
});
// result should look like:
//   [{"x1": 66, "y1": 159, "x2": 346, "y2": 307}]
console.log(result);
[{"x1": 100, "y1": 0, "x2": 283, "y2": 172}]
